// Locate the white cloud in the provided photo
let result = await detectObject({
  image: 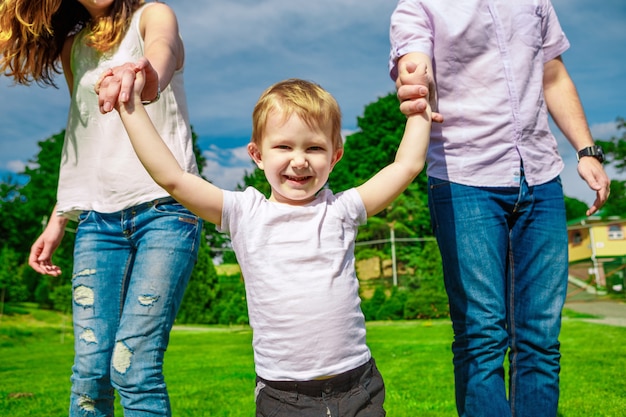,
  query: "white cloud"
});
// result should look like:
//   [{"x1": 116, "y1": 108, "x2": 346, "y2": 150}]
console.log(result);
[
  {"x1": 6, "y1": 160, "x2": 27, "y2": 172},
  {"x1": 202, "y1": 145, "x2": 255, "y2": 190},
  {"x1": 590, "y1": 121, "x2": 620, "y2": 140}
]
